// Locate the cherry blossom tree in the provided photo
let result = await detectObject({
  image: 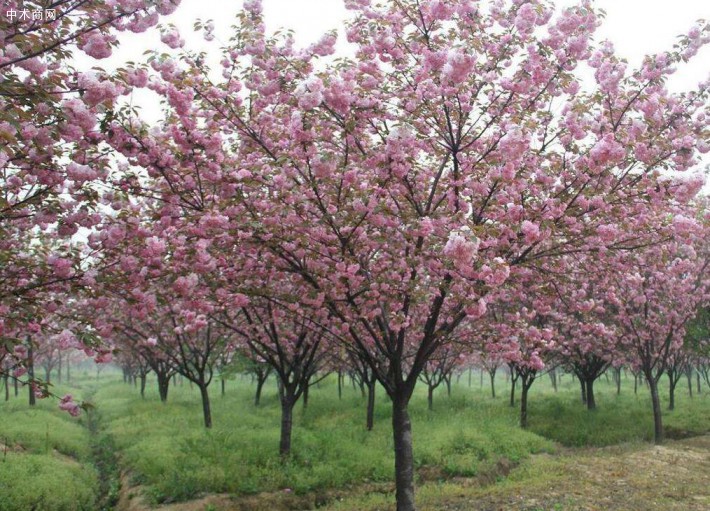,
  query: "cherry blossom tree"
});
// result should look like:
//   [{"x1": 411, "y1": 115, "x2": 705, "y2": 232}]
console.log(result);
[{"x1": 98, "y1": 0, "x2": 709, "y2": 507}]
